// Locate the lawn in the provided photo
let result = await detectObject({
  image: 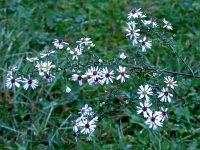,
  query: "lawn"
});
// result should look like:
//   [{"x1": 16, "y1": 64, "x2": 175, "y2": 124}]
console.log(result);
[{"x1": 0, "y1": 0, "x2": 200, "y2": 149}]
